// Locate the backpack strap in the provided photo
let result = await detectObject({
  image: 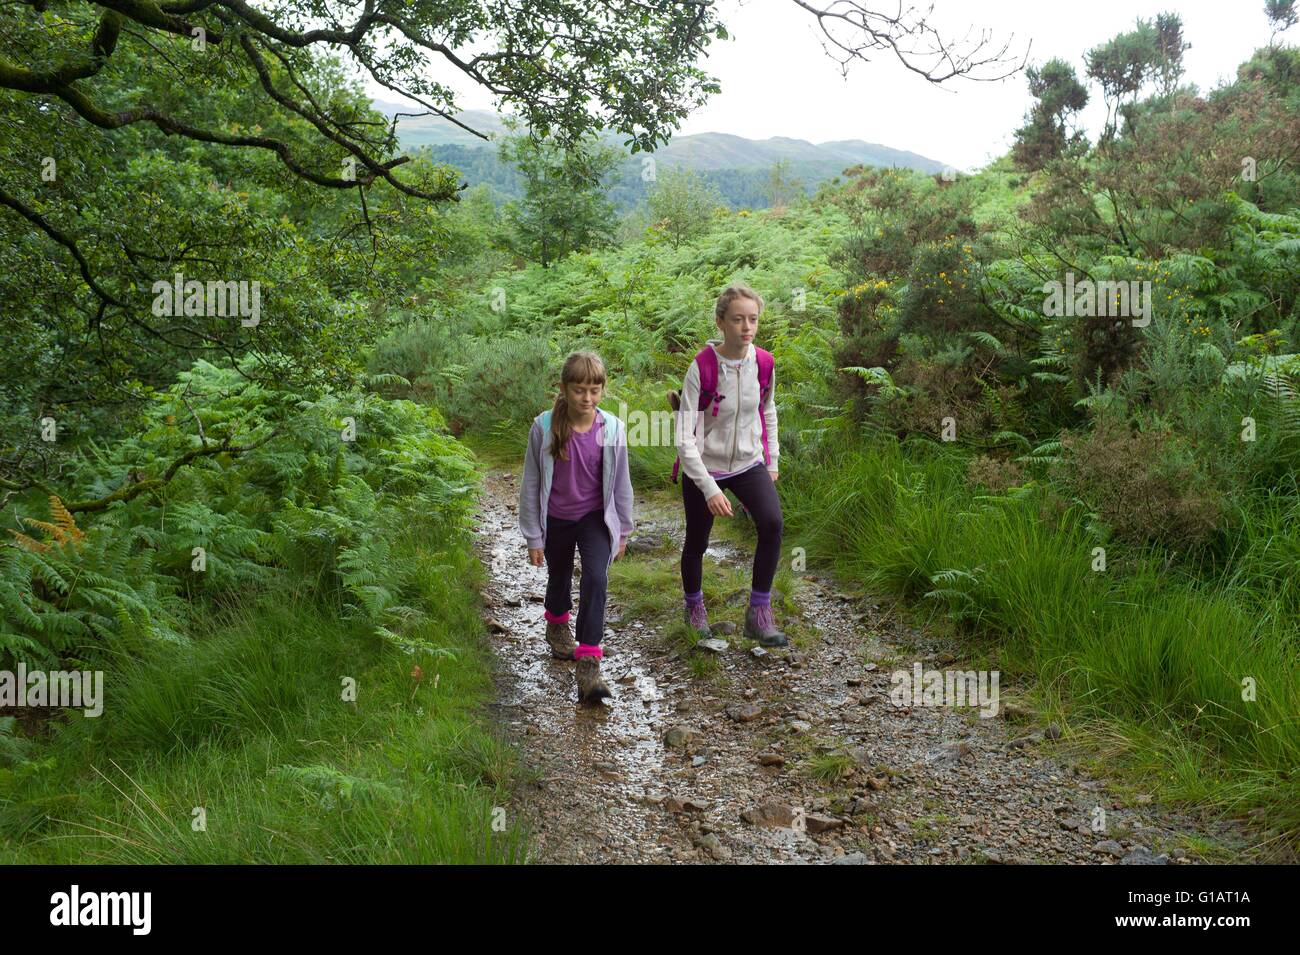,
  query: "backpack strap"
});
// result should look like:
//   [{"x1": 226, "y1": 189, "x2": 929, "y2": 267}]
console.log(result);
[
  {"x1": 755, "y1": 346, "x2": 774, "y2": 397},
  {"x1": 672, "y1": 346, "x2": 723, "y2": 483},
  {"x1": 695, "y1": 346, "x2": 725, "y2": 416},
  {"x1": 754, "y1": 347, "x2": 774, "y2": 467}
]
